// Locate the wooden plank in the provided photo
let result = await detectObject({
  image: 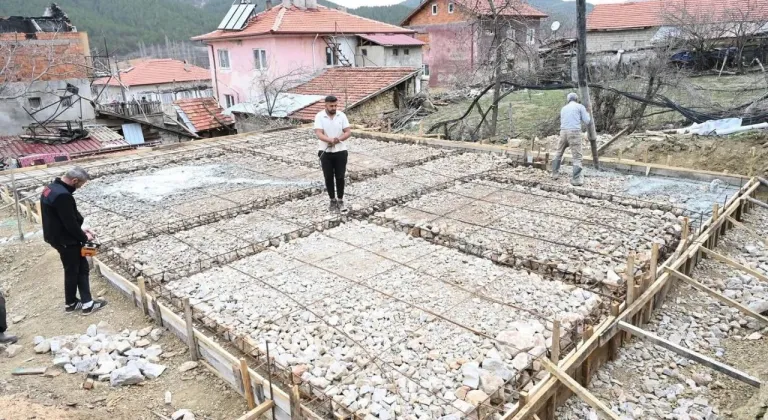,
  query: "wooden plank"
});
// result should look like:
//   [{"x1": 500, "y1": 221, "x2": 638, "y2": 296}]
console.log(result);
[
  {"x1": 241, "y1": 358, "x2": 256, "y2": 409},
  {"x1": 236, "y1": 400, "x2": 275, "y2": 420},
  {"x1": 618, "y1": 321, "x2": 761, "y2": 388},
  {"x1": 539, "y1": 358, "x2": 620, "y2": 420},
  {"x1": 291, "y1": 385, "x2": 302, "y2": 420},
  {"x1": 581, "y1": 325, "x2": 594, "y2": 386},
  {"x1": 666, "y1": 268, "x2": 768, "y2": 326},
  {"x1": 624, "y1": 253, "x2": 635, "y2": 341},
  {"x1": 726, "y1": 215, "x2": 767, "y2": 246},
  {"x1": 699, "y1": 247, "x2": 768, "y2": 283},
  {"x1": 745, "y1": 196, "x2": 768, "y2": 210},
  {"x1": 183, "y1": 298, "x2": 200, "y2": 361},
  {"x1": 11, "y1": 367, "x2": 47, "y2": 375}
]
